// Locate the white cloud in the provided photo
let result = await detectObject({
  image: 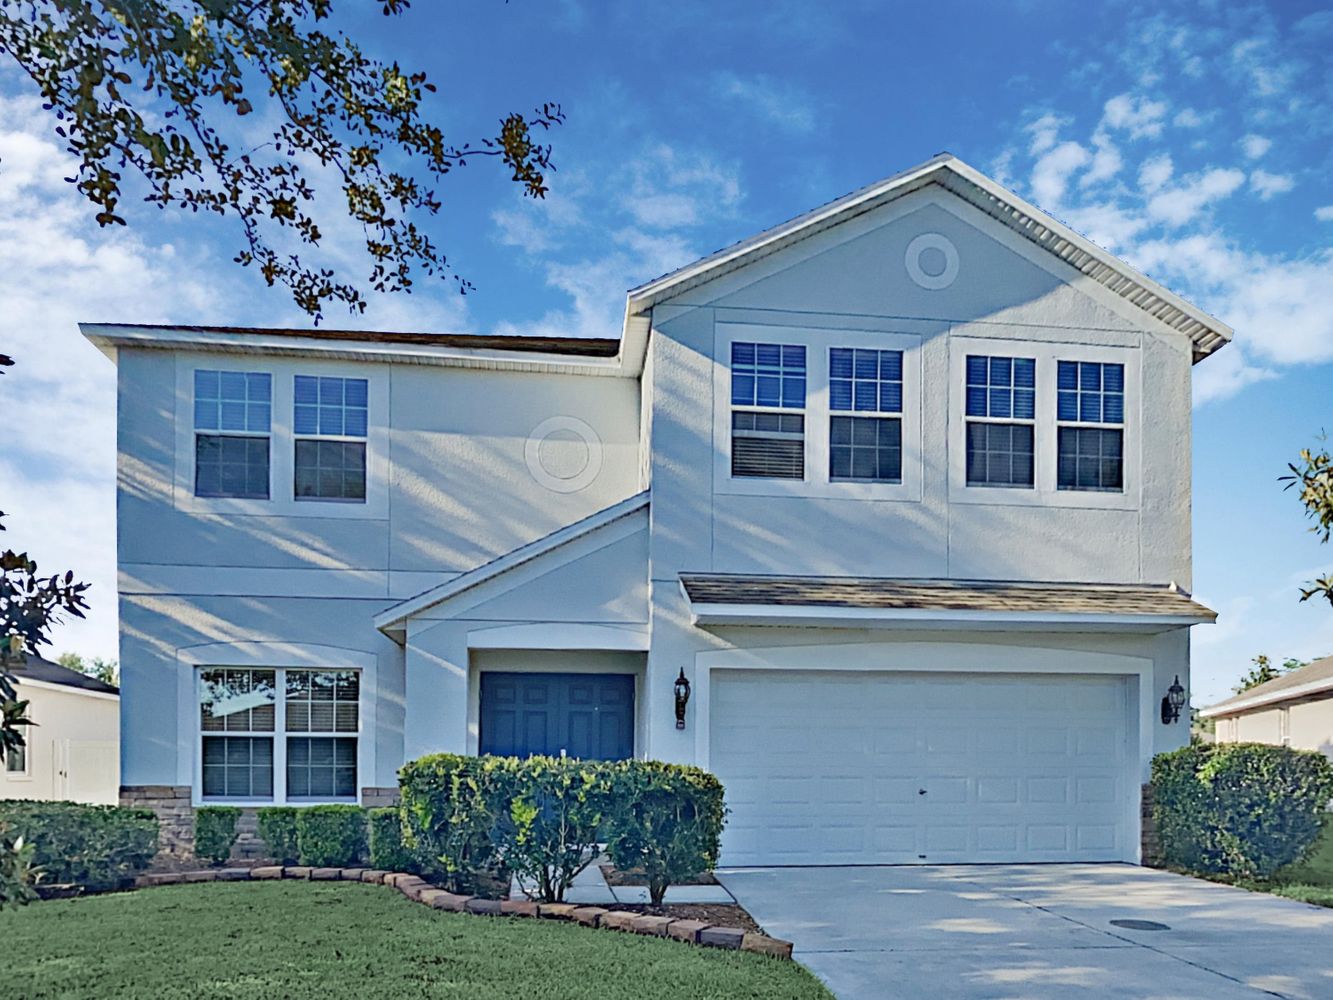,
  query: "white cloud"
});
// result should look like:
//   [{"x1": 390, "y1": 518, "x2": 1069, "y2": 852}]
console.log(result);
[
  {"x1": 1030, "y1": 140, "x2": 1090, "y2": 207},
  {"x1": 1137, "y1": 153, "x2": 1173, "y2": 193},
  {"x1": 712, "y1": 72, "x2": 817, "y2": 134},
  {"x1": 1101, "y1": 93, "x2": 1168, "y2": 139},
  {"x1": 621, "y1": 144, "x2": 742, "y2": 229},
  {"x1": 1240, "y1": 133, "x2": 1272, "y2": 159},
  {"x1": 1145, "y1": 168, "x2": 1245, "y2": 227},
  {"x1": 1173, "y1": 108, "x2": 1207, "y2": 127},
  {"x1": 1249, "y1": 169, "x2": 1294, "y2": 200},
  {"x1": 1079, "y1": 133, "x2": 1122, "y2": 187},
  {"x1": 1315, "y1": 205, "x2": 1333, "y2": 222},
  {"x1": 1024, "y1": 113, "x2": 1067, "y2": 155}
]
